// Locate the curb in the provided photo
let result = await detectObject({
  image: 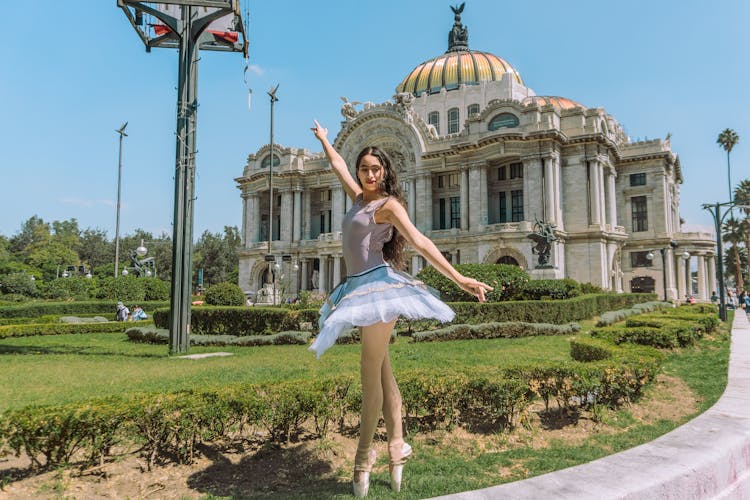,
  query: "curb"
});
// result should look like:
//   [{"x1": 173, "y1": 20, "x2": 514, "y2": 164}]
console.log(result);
[{"x1": 432, "y1": 312, "x2": 750, "y2": 500}]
